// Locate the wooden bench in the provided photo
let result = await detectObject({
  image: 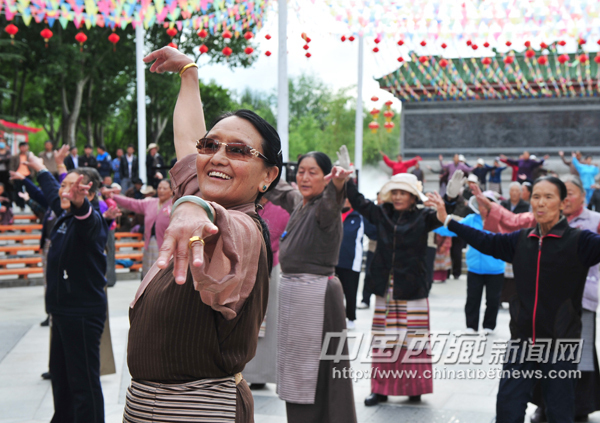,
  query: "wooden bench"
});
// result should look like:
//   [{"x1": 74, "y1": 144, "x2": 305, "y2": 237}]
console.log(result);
[
  {"x1": 0, "y1": 245, "x2": 41, "y2": 254},
  {"x1": 13, "y1": 215, "x2": 39, "y2": 223},
  {"x1": 115, "y1": 241, "x2": 144, "y2": 251},
  {"x1": 0, "y1": 234, "x2": 41, "y2": 243},
  {"x1": 116, "y1": 252, "x2": 143, "y2": 261},
  {"x1": 114, "y1": 232, "x2": 143, "y2": 240},
  {"x1": 116, "y1": 263, "x2": 143, "y2": 272},
  {"x1": 0, "y1": 257, "x2": 42, "y2": 268},
  {"x1": 0, "y1": 224, "x2": 43, "y2": 233},
  {"x1": 0, "y1": 267, "x2": 43, "y2": 278}
]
